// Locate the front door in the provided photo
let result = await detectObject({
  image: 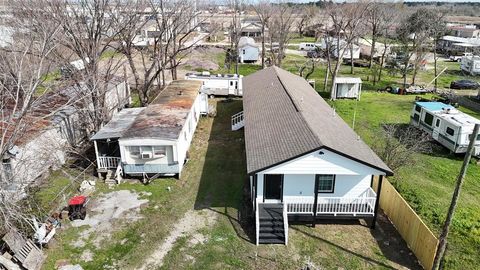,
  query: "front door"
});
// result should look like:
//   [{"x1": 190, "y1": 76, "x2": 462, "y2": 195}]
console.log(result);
[{"x1": 264, "y1": 174, "x2": 283, "y2": 202}]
